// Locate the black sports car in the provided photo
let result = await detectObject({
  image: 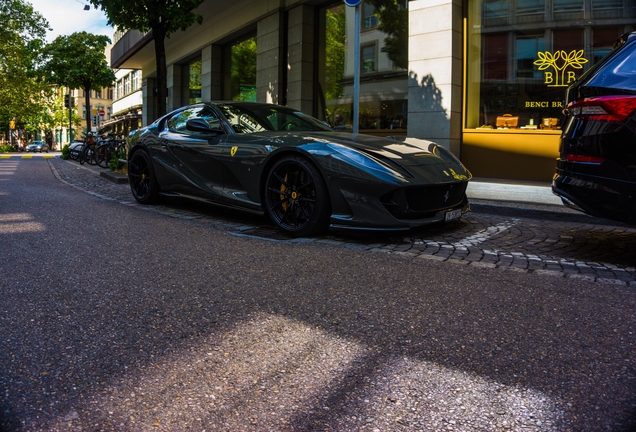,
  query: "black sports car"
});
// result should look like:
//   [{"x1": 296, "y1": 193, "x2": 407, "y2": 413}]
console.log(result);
[
  {"x1": 552, "y1": 31, "x2": 636, "y2": 225},
  {"x1": 127, "y1": 102, "x2": 471, "y2": 237}
]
